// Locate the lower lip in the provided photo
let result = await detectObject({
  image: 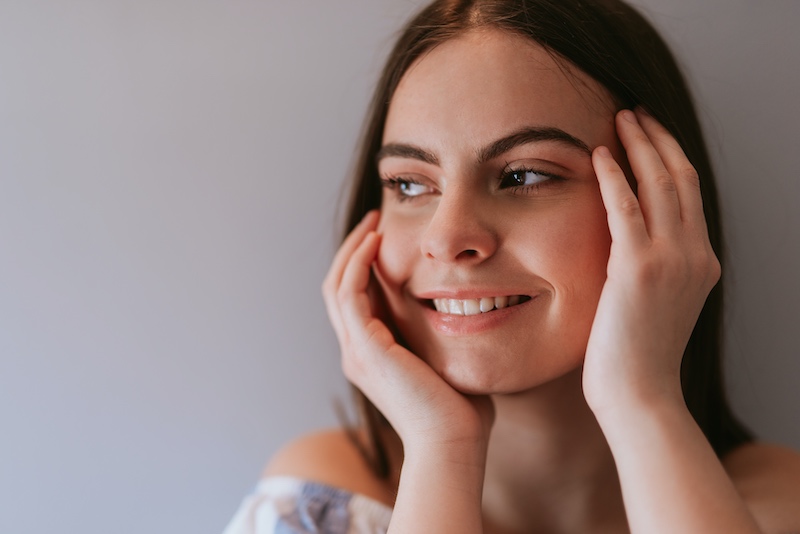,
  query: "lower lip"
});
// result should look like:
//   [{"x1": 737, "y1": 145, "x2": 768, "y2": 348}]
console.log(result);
[{"x1": 421, "y1": 297, "x2": 537, "y2": 335}]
